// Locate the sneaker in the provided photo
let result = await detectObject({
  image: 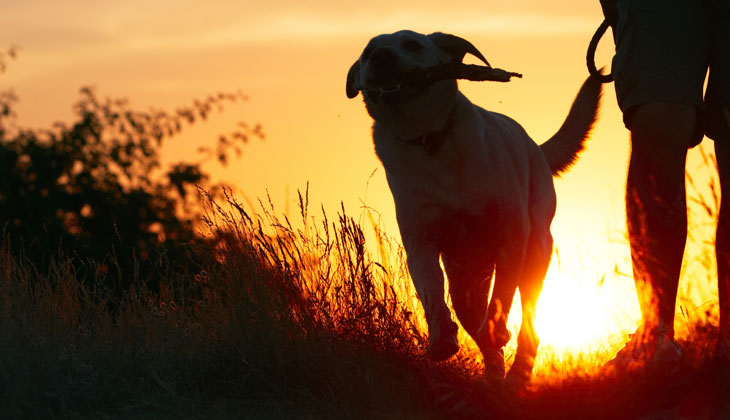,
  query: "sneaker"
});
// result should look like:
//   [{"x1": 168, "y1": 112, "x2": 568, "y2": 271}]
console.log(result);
[{"x1": 603, "y1": 328, "x2": 683, "y2": 375}]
